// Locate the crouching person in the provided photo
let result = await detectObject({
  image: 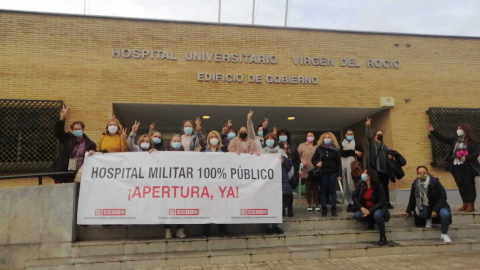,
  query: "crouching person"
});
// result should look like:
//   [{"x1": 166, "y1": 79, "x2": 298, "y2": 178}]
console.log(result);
[
  {"x1": 353, "y1": 168, "x2": 388, "y2": 246},
  {"x1": 403, "y1": 166, "x2": 452, "y2": 243}
]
